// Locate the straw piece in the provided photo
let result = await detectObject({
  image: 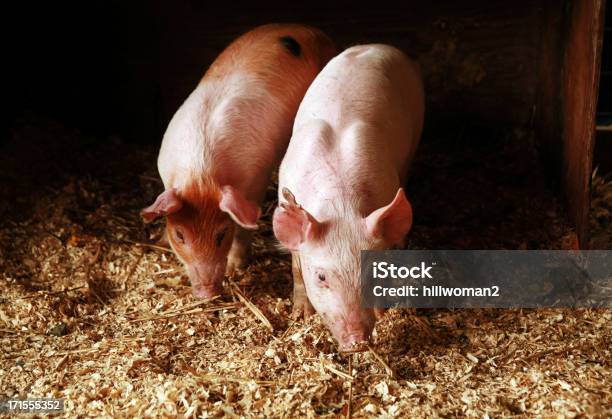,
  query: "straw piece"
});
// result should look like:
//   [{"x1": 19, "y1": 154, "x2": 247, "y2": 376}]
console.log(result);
[
  {"x1": 129, "y1": 303, "x2": 237, "y2": 322},
  {"x1": 346, "y1": 355, "x2": 353, "y2": 419},
  {"x1": 322, "y1": 362, "x2": 353, "y2": 381},
  {"x1": 229, "y1": 278, "x2": 273, "y2": 331},
  {"x1": 125, "y1": 239, "x2": 173, "y2": 253},
  {"x1": 368, "y1": 345, "x2": 394, "y2": 378}
]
